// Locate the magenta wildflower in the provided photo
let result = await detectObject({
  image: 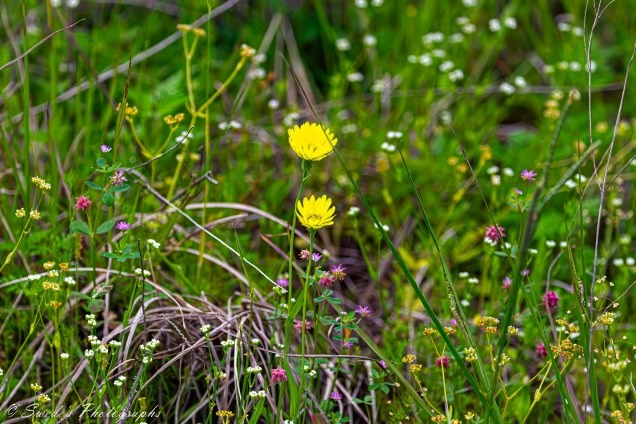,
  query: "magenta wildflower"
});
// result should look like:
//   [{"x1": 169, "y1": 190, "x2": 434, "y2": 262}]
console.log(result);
[
  {"x1": 271, "y1": 367, "x2": 287, "y2": 384},
  {"x1": 485, "y1": 225, "x2": 506, "y2": 244},
  {"x1": 331, "y1": 264, "x2": 346, "y2": 281},
  {"x1": 502, "y1": 276, "x2": 512, "y2": 290},
  {"x1": 449, "y1": 318, "x2": 457, "y2": 326},
  {"x1": 515, "y1": 188, "x2": 523, "y2": 195},
  {"x1": 330, "y1": 391, "x2": 343, "y2": 401},
  {"x1": 535, "y1": 342, "x2": 548, "y2": 358},
  {"x1": 293, "y1": 319, "x2": 312, "y2": 333},
  {"x1": 435, "y1": 356, "x2": 450, "y2": 368},
  {"x1": 312, "y1": 252, "x2": 323, "y2": 262},
  {"x1": 276, "y1": 277, "x2": 289, "y2": 288},
  {"x1": 342, "y1": 341, "x2": 354, "y2": 349},
  {"x1": 115, "y1": 221, "x2": 131, "y2": 231},
  {"x1": 110, "y1": 170, "x2": 127, "y2": 186},
  {"x1": 521, "y1": 269, "x2": 531, "y2": 277},
  {"x1": 521, "y1": 169, "x2": 537, "y2": 181},
  {"x1": 299, "y1": 249, "x2": 310, "y2": 260},
  {"x1": 75, "y1": 195, "x2": 91, "y2": 211},
  {"x1": 379, "y1": 360, "x2": 387, "y2": 369},
  {"x1": 355, "y1": 305, "x2": 371, "y2": 317},
  {"x1": 318, "y1": 274, "x2": 336, "y2": 288},
  {"x1": 100, "y1": 144, "x2": 112, "y2": 153},
  {"x1": 543, "y1": 291, "x2": 559, "y2": 310}
]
